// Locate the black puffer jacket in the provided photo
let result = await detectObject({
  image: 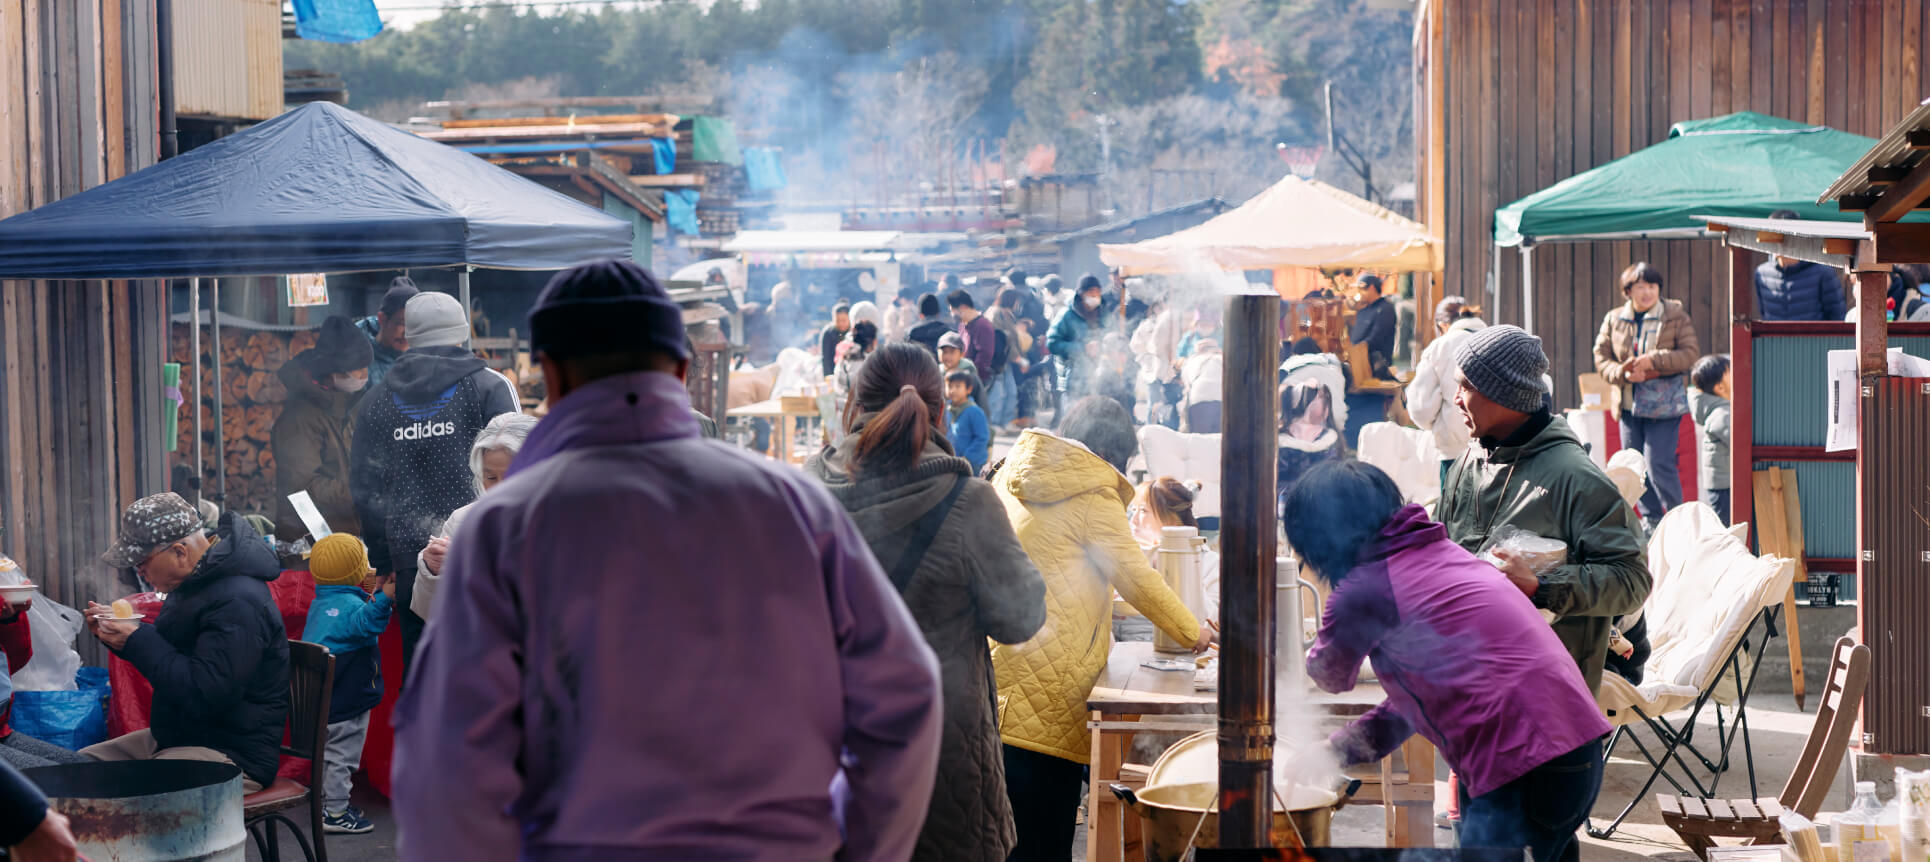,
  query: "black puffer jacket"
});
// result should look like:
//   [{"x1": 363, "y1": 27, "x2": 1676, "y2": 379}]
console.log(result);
[
  {"x1": 117, "y1": 513, "x2": 289, "y2": 787},
  {"x1": 806, "y1": 423, "x2": 1046, "y2": 862}
]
